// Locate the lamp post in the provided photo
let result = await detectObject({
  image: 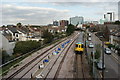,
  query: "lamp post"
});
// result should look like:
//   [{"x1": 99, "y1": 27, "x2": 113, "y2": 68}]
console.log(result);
[
  {"x1": 92, "y1": 50, "x2": 95, "y2": 78},
  {"x1": 102, "y1": 40, "x2": 104, "y2": 80}
]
